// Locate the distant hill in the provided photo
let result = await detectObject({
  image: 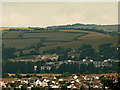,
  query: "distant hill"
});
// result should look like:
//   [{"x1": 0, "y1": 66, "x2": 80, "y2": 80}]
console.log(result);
[
  {"x1": 47, "y1": 23, "x2": 118, "y2": 31},
  {"x1": 0, "y1": 23, "x2": 118, "y2": 31}
]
